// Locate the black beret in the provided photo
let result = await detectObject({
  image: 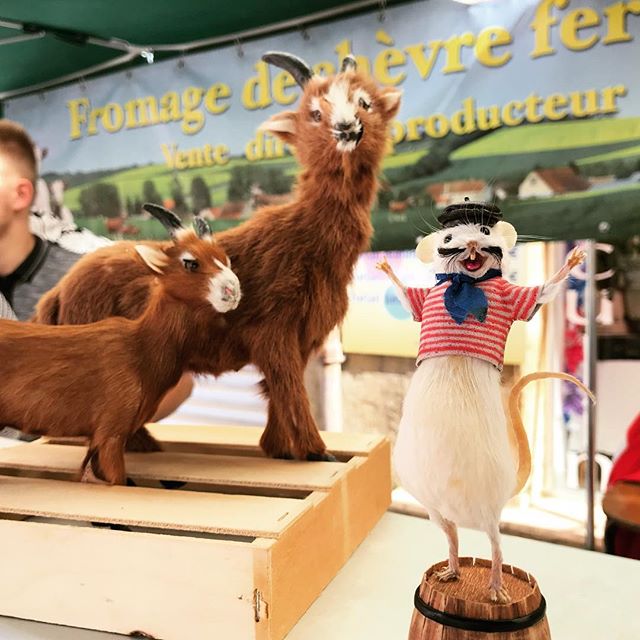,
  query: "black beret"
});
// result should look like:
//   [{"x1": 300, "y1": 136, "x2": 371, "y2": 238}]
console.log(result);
[{"x1": 437, "y1": 198, "x2": 502, "y2": 228}]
